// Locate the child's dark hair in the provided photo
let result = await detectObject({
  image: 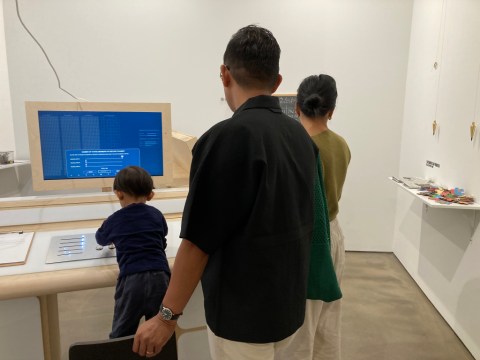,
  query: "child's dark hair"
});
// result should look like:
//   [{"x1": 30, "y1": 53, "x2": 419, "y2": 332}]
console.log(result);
[
  {"x1": 297, "y1": 74, "x2": 337, "y2": 118},
  {"x1": 113, "y1": 166, "x2": 154, "y2": 197}
]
